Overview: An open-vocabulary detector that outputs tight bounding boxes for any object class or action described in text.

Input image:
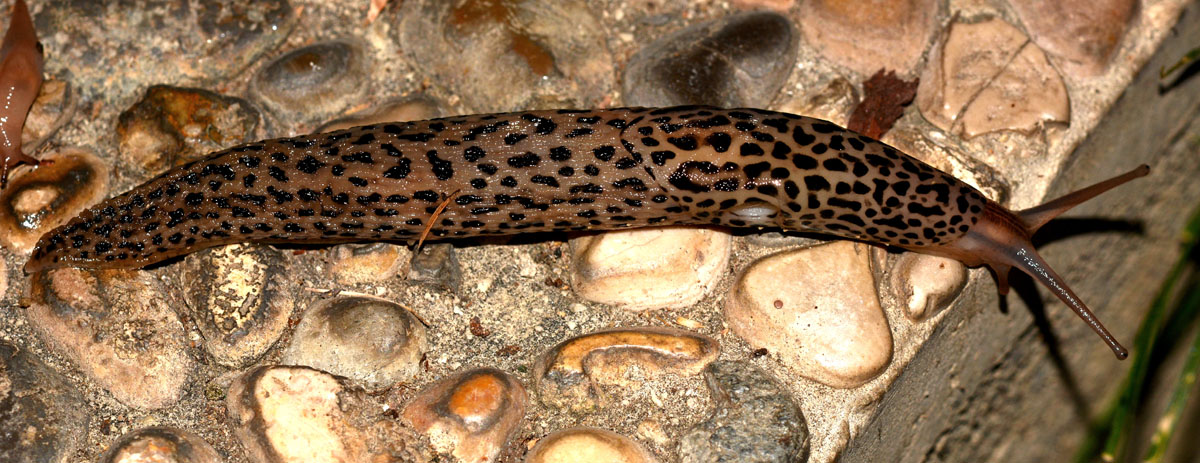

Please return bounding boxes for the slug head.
[912,165,1150,360]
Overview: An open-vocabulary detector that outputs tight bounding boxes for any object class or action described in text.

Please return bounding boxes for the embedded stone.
[26,268,193,409]
[533,327,719,411]
[99,427,221,463]
[329,242,412,285]
[402,368,526,463]
[409,243,463,289]
[251,40,369,124]
[0,340,89,463]
[22,77,76,153]
[725,241,892,388]
[282,296,428,390]
[527,427,659,463]
[959,44,1071,138]
[623,11,797,107]
[117,85,262,174]
[317,97,446,132]
[1009,0,1135,76]
[917,18,1069,138]
[398,0,612,110]
[799,0,940,76]
[678,361,809,463]
[228,366,370,463]
[0,149,110,252]
[179,244,294,367]
[570,227,731,311]
[889,252,967,321]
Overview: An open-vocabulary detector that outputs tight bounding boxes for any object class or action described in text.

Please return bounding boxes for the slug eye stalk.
[917,164,1150,360]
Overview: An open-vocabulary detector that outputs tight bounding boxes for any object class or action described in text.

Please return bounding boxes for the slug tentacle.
[1016,164,1150,232]
[915,166,1150,359]
[23,106,1148,358]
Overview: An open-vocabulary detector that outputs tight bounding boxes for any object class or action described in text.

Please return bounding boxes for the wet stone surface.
[1009,0,1136,77]
[402,367,527,463]
[534,327,719,412]
[623,11,797,107]
[570,227,731,311]
[0,148,109,253]
[282,296,428,390]
[179,243,294,367]
[328,242,411,285]
[0,340,89,463]
[228,365,433,463]
[799,0,940,76]
[678,361,809,463]
[726,241,893,388]
[117,85,263,176]
[527,427,660,463]
[99,427,222,463]
[888,252,967,321]
[251,40,369,126]
[397,0,614,111]
[26,268,193,409]
[409,242,463,289]
[916,17,1070,139]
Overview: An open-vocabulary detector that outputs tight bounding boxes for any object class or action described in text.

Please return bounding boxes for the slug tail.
[1017,164,1149,233]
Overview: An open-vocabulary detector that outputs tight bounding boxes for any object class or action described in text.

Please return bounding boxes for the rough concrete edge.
[842,1,1200,462]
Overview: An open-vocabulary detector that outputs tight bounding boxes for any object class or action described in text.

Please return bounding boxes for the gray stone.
[623,11,797,107]
[678,361,808,463]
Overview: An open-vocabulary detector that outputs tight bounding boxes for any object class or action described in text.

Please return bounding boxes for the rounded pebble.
[99,427,221,463]
[402,367,527,463]
[317,96,446,133]
[117,85,262,175]
[329,242,412,285]
[534,327,719,412]
[179,244,294,367]
[282,296,428,390]
[26,268,193,409]
[23,77,76,152]
[570,227,730,311]
[0,340,89,462]
[228,366,371,462]
[409,242,462,289]
[888,252,967,321]
[398,0,613,110]
[527,427,659,463]
[725,241,892,388]
[917,17,1069,138]
[1009,0,1135,76]
[799,0,939,76]
[678,361,809,463]
[0,148,110,253]
[251,40,369,124]
[623,11,797,107]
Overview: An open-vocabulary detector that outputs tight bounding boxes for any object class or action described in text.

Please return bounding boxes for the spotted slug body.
[26,106,1148,358]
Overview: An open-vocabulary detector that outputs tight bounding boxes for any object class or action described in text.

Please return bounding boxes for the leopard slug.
[0,0,45,187]
[25,106,1148,359]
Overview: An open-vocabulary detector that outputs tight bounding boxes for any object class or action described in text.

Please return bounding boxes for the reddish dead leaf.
[847,69,918,139]
[469,316,492,337]
[366,0,389,24]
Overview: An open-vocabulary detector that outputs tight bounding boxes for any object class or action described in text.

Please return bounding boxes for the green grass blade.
[1141,287,1200,463]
